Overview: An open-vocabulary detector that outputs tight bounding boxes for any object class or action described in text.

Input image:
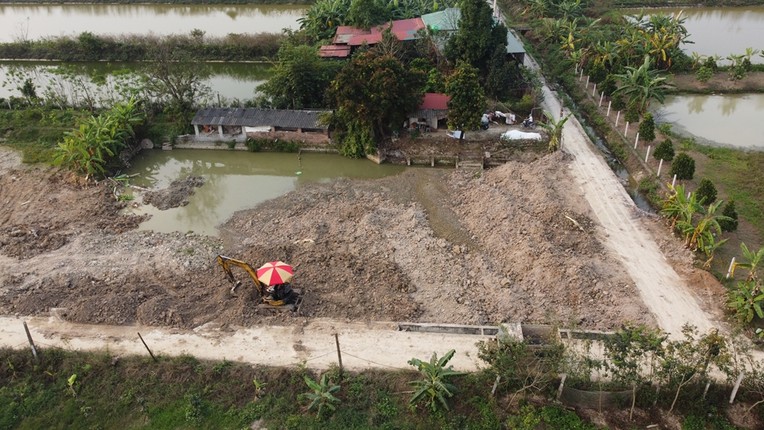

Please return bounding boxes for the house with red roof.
[319,18,426,58]
[407,92,450,132]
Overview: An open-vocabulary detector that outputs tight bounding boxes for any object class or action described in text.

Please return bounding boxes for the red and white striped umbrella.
[256,261,294,286]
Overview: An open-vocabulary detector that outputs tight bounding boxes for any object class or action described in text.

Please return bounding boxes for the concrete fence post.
[592,83,597,96]
[585,75,590,87]
[645,146,651,163]
[634,133,639,149]
[727,257,736,279]
[672,174,677,187]
[615,111,620,127]
[599,92,604,107]
[624,121,629,136]
[657,159,663,176]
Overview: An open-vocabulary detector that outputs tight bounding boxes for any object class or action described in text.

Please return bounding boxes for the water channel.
[0,61,271,102]
[636,6,764,64]
[0,4,306,42]
[126,150,405,236]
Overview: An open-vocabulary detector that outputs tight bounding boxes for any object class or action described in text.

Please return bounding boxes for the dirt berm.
[0,146,653,330]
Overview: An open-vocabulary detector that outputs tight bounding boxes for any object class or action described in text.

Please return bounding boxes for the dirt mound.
[0,146,652,331]
[142,175,206,209]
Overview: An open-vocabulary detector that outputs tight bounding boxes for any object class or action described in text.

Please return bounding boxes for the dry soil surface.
[0,143,656,332]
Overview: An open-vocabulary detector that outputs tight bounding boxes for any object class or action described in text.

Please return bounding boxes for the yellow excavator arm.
[215,254,300,309]
[216,254,266,296]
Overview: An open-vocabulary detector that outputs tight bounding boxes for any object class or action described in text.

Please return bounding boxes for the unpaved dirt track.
[526,55,717,338]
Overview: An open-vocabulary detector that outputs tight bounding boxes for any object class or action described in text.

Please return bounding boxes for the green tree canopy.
[347,0,390,29]
[445,0,507,77]
[638,112,656,142]
[260,43,341,109]
[328,51,425,156]
[695,178,717,205]
[446,61,485,132]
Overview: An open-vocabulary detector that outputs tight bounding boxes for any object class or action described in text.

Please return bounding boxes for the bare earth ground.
[0,142,655,331]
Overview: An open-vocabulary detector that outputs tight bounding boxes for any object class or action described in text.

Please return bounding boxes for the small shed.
[505,30,526,64]
[191,108,330,140]
[407,93,450,132]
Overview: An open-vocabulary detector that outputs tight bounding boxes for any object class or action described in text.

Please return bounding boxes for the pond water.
[0,4,306,42]
[0,61,271,103]
[126,150,405,236]
[654,94,764,150]
[635,6,764,64]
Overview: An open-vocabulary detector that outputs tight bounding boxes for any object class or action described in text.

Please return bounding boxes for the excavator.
[216,254,301,311]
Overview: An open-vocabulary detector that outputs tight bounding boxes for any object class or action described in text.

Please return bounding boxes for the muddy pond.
[126,149,405,236]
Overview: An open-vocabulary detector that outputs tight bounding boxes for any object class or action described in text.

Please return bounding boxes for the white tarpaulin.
[501,130,542,141]
[244,126,271,133]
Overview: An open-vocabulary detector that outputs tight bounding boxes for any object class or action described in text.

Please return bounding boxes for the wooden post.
[645,146,651,163]
[334,333,343,378]
[23,321,38,361]
[657,159,664,176]
[727,257,736,279]
[606,100,612,117]
[634,133,640,149]
[615,111,620,127]
[137,332,158,362]
[730,371,745,403]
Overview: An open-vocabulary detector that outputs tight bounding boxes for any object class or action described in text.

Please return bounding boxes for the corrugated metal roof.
[191,108,330,129]
[505,30,525,54]
[419,93,450,111]
[421,8,461,32]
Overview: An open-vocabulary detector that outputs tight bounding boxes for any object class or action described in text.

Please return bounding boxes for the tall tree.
[446,61,485,134]
[445,0,507,77]
[260,43,340,109]
[328,51,425,156]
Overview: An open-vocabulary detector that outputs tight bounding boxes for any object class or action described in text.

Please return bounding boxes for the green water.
[126,149,405,236]
[0,61,272,102]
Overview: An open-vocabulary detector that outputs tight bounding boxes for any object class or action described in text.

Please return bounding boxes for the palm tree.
[613,55,674,115]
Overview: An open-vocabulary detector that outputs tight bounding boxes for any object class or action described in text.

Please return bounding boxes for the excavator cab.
[216,255,301,311]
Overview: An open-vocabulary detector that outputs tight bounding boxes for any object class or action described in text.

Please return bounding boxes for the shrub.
[719,200,739,232]
[653,139,675,161]
[670,153,695,180]
[695,179,717,204]
[625,103,640,123]
[638,113,656,143]
[695,66,713,83]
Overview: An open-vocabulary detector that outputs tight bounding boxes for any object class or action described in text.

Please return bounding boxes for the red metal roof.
[332,18,426,47]
[419,93,450,111]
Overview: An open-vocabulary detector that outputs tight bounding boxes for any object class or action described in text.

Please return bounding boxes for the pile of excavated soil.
[142,175,205,210]
[0,146,653,330]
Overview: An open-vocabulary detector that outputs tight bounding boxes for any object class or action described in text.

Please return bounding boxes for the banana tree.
[685,200,729,251]
[613,55,674,115]
[540,112,571,152]
[734,243,764,282]
[408,349,464,412]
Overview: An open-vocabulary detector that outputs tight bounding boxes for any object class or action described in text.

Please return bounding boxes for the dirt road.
[526,56,717,338]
